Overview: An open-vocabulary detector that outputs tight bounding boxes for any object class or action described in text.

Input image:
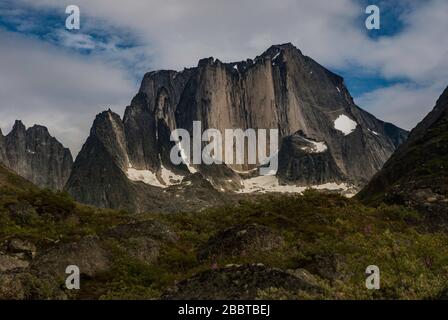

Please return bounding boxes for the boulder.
[198,223,285,261]
[32,236,111,279]
[163,264,324,300]
[0,254,29,272]
[104,220,178,265]
[8,238,37,259]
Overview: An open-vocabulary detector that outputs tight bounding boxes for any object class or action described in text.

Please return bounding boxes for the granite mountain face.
[358,86,448,223]
[65,43,407,212]
[0,121,73,190]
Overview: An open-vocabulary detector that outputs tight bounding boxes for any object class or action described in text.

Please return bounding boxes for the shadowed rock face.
[0,121,73,190]
[278,131,345,185]
[65,110,231,213]
[66,43,407,212]
[358,86,448,224]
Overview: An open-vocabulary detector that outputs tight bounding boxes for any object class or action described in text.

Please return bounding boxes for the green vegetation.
[1,175,448,299]
[0,187,130,247]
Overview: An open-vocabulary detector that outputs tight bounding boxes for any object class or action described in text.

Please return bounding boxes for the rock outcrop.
[32,236,112,279]
[358,86,448,223]
[0,121,73,190]
[162,264,324,300]
[104,220,178,265]
[278,131,345,185]
[66,43,407,212]
[197,224,285,261]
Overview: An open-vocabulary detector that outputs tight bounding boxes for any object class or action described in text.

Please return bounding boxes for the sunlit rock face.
[66,43,408,212]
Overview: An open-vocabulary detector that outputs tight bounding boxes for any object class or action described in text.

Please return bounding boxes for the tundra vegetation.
[1,163,447,300]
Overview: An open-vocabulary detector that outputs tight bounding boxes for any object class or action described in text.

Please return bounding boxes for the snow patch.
[336,87,341,93]
[127,168,165,188]
[300,138,328,153]
[272,51,281,60]
[334,115,357,136]
[368,129,379,136]
[232,167,259,174]
[177,142,197,173]
[160,165,184,186]
[237,176,350,194]
[26,149,35,155]
[127,165,185,188]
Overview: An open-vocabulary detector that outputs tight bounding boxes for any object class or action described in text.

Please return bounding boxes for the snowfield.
[237,175,352,195]
[334,115,358,135]
[127,165,184,188]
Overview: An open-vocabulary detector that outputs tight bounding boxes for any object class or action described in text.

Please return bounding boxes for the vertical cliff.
[66,43,408,212]
[0,121,73,190]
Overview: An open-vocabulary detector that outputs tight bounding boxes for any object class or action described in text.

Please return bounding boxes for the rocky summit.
[0,121,73,190]
[65,43,407,213]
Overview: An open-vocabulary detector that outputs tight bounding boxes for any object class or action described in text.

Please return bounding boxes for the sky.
[0,0,447,156]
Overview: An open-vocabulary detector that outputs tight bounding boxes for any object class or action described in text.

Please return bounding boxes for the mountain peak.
[90,110,124,139]
[1,120,73,190]
[28,124,50,135]
[258,43,302,59]
[93,109,121,123]
[268,42,299,52]
[11,120,26,134]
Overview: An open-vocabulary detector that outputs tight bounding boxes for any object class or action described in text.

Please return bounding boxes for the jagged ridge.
[66,43,408,212]
[0,121,73,190]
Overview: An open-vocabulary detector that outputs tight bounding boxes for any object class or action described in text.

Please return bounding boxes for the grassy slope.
[2,173,448,299]
[140,193,448,300]
[0,164,130,248]
[0,163,36,191]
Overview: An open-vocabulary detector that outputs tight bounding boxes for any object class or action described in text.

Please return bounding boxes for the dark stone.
[162,264,324,300]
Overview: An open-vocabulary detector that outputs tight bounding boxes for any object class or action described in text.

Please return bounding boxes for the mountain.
[0,121,73,190]
[66,43,407,212]
[64,110,236,213]
[358,86,448,222]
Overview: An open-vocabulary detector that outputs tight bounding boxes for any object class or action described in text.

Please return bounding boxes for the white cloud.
[355,83,444,130]
[359,0,448,83]
[55,31,97,50]
[1,0,447,156]
[17,0,447,79]
[0,30,135,156]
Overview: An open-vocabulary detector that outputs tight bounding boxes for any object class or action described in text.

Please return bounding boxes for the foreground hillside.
[1,171,448,299]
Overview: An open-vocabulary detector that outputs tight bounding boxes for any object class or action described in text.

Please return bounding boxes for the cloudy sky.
[0,0,447,156]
